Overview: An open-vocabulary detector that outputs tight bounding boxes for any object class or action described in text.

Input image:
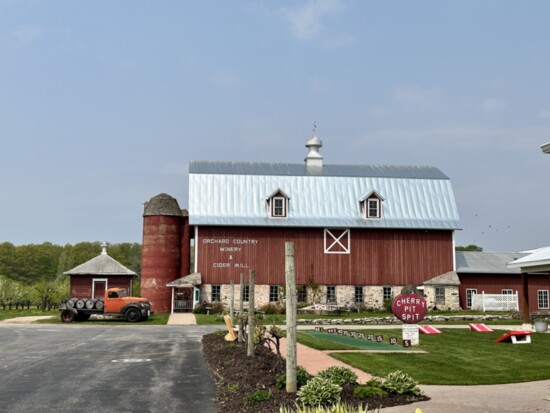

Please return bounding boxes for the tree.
[455,244,483,252]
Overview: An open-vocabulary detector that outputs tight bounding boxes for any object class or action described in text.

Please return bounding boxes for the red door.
[94,281,106,299]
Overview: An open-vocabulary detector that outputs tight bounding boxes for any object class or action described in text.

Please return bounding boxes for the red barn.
[64,243,137,299]
[142,134,462,312]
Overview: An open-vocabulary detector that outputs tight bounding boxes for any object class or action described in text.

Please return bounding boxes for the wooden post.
[229,280,234,325]
[521,272,530,324]
[238,273,244,342]
[285,242,297,393]
[247,270,255,357]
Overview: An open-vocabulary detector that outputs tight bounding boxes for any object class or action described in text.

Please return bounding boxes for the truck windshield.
[119,289,128,297]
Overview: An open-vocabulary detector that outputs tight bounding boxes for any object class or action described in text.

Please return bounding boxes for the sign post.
[391,292,427,347]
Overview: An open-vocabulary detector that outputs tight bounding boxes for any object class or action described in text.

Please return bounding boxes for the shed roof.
[189,160,460,230]
[64,254,137,277]
[455,251,527,274]
[507,246,550,271]
[423,271,461,286]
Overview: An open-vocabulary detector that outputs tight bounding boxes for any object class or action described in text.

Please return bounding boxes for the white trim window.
[354,286,364,304]
[266,189,290,219]
[211,285,221,302]
[538,290,549,309]
[435,286,445,306]
[324,229,350,254]
[383,286,393,302]
[466,288,477,309]
[502,289,513,295]
[360,190,384,220]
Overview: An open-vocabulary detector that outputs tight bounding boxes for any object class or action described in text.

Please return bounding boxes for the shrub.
[192,303,207,314]
[245,389,272,404]
[296,377,342,407]
[353,385,387,398]
[316,366,358,386]
[275,366,312,389]
[381,370,422,396]
[383,299,393,312]
[260,303,285,314]
[209,301,225,314]
[280,402,379,413]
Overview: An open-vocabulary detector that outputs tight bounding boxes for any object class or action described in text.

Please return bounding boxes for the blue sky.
[1,0,549,252]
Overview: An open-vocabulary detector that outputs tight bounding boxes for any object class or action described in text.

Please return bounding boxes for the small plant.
[209,301,225,314]
[353,385,387,398]
[245,389,272,404]
[381,370,422,396]
[260,303,285,314]
[280,402,379,413]
[226,383,240,393]
[316,366,358,386]
[296,377,342,407]
[275,366,312,389]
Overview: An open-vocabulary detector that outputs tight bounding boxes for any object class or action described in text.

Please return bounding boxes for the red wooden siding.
[197,226,454,286]
[458,273,550,312]
[69,275,133,299]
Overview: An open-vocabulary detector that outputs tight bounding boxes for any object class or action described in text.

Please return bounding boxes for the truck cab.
[104,288,152,321]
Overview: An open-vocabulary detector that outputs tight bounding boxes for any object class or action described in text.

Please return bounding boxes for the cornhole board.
[469,323,493,332]
[495,330,532,344]
[418,325,442,334]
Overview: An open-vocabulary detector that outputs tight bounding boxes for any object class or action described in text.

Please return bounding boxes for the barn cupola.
[305,132,323,171]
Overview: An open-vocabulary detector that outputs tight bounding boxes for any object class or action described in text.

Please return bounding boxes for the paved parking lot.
[0,324,220,413]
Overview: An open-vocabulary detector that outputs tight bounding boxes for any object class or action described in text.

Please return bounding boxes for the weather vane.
[312,121,317,135]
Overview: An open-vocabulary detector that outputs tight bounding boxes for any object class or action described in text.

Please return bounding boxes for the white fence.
[472,291,519,312]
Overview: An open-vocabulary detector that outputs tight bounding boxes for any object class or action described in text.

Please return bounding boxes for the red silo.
[141,193,184,313]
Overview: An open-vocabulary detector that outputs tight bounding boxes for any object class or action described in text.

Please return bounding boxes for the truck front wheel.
[125,308,142,323]
[61,309,76,323]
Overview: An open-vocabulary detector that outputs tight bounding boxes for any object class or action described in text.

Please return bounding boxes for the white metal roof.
[64,254,136,276]
[189,161,460,230]
[507,246,550,271]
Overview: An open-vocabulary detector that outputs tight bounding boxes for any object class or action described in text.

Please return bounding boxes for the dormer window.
[360,190,384,219]
[272,196,286,217]
[266,189,290,219]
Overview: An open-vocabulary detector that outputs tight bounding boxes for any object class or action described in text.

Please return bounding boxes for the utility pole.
[285,242,297,392]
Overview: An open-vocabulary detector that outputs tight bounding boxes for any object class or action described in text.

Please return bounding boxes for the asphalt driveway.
[0,323,220,413]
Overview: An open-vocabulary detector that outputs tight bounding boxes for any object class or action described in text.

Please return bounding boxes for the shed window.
[435,287,445,305]
[538,290,549,309]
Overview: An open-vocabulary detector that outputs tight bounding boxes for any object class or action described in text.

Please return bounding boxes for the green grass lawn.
[36,312,170,325]
[0,309,57,321]
[312,329,550,385]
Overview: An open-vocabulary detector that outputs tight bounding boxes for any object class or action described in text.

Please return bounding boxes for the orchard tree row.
[0,241,141,311]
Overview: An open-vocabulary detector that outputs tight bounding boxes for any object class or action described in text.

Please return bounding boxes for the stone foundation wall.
[200,284,460,311]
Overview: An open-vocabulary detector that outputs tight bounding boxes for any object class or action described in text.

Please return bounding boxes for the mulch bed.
[202,332,429,413]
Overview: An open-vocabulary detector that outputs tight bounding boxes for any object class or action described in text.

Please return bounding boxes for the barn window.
[266,189,290,219]
[324,229,350,254]
[360,191,384,219]
[242,285,250,303]
[538,290,549,309]
[502,289,513,295]
[466,288,477,308]
[297,285,307,303]
[327,286,336,303]
[211,285,221,302]
[354,286,364,304]
[435,287,445,305]
[383,286,393,302]
[269,285,279,302]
